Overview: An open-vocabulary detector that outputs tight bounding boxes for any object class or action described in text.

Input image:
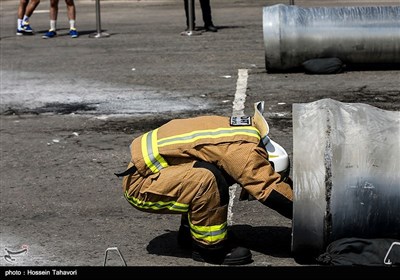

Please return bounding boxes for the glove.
[239,188,256,201]
[281,176,293,190]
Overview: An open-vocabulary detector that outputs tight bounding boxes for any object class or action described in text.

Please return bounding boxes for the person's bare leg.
[18,0,40,34]
[65,0,76,21]
[42,0,58,38]
[17,0,28,20]
[50,0,59,21]
[17,0,28,33]
[25,0,40,17]
[65,0,78,37]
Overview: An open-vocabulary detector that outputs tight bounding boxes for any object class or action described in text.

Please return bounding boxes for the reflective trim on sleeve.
[124,191,188,212]
[141,129,169,173]
[157,127,261,148]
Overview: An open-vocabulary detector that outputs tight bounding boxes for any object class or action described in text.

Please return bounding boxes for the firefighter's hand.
[239,188,249,201]
[283,176,293,190]
[239,188,256,201]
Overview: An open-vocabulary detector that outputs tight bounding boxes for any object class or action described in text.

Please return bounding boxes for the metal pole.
[289,0,295,5]
[180,0,202,36]
[188,0,194,31]
[89,0,110,38]
[95,0,101,34]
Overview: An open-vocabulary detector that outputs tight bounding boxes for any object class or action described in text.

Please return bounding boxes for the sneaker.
[205,24,218,32]
[42,30,57,39]
[21,22,34,33]
[192,242,252,265]
[69,28,79,38]
[16,28,25,36]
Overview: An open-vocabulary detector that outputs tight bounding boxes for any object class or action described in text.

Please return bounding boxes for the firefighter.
[117,101,293,265]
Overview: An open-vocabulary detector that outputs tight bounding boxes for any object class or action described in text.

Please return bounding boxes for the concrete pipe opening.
[263,4,400,71]
[292,99,400,257]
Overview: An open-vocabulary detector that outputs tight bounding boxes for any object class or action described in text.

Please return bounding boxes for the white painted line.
[227,69,248,226]
[33,10,50,14]
[231,69,248,117]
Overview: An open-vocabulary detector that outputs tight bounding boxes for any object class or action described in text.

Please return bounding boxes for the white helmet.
[264,136,290,175]
[253,101,290,175]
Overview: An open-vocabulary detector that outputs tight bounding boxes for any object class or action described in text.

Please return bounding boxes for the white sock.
[50,20,56,31]
[18,19,23,29]
[22,15,29,24]
[69,20,76,30]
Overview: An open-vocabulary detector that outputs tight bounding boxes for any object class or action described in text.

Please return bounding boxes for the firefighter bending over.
[117,101,293,265]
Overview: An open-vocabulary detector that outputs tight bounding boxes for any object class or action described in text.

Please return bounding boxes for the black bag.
[316,238,400,266]
[302,57,345,74]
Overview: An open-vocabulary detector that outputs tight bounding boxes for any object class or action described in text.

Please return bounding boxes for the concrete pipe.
[292,99,400,256]
[263,4,400,71]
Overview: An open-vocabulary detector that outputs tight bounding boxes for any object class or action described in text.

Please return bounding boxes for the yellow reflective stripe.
[157,127,260,148]
[189,219,228,243]
[124,191,188,212]
[141,129,169,173]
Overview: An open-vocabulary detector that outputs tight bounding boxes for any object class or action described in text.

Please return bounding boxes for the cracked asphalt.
[1,0,399,274]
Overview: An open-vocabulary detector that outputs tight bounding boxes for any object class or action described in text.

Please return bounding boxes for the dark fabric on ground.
[316,238,400,266]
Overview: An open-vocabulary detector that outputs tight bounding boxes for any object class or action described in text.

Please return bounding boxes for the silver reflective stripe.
[146,130,164,171]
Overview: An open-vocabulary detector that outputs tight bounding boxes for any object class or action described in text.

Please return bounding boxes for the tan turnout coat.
[122,115,292,246]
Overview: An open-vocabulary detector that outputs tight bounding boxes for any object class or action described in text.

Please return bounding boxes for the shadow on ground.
[146,225,299,260]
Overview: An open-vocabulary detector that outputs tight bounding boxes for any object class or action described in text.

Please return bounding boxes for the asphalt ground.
[0,0,399,275]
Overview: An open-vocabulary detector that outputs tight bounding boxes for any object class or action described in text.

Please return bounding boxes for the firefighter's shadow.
[146,229,192,259]
[146,225,292,259]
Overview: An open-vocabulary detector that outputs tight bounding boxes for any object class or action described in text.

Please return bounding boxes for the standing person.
[17,0,40,35]
[184,0,217,32]
[42,0,78,39]
[116,102,293,265]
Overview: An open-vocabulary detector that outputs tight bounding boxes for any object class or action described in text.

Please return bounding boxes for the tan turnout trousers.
[122,116,293,247]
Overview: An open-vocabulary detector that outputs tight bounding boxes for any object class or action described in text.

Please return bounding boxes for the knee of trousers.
[193,161,230,206]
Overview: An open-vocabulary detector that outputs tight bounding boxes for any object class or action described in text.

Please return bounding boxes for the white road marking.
[33,10,50,14]
[228,69,248,226]
[231,69,248,117]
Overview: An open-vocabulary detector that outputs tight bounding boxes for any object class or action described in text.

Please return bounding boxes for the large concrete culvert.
[292,99,400,256]
[263,4,400,71]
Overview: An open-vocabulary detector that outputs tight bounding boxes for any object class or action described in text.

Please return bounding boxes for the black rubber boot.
[192,241,252,265]
[177,223,192,249]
